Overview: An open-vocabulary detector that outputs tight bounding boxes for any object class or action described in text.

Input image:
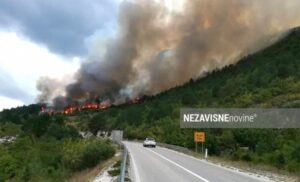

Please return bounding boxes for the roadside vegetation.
[0,114,115,182]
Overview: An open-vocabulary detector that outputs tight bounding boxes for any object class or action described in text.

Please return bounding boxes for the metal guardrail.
[157,142,192,155]
[118,144,128,182]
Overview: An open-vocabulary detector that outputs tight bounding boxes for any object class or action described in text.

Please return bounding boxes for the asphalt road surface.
[124,141,272,182]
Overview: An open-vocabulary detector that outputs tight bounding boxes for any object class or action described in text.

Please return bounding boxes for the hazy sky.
[0,0,121,110]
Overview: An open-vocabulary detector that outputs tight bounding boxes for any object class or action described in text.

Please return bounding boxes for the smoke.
[37,0,300,108]
[36,77,66,103]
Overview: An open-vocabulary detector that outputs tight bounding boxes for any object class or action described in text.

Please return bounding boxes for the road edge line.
[146,148,210,182]
[124,142,141,182]
[158,146,273,182]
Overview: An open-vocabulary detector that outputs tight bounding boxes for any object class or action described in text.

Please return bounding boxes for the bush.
[0,136,115,181]
[45,123,80,140]
[0,148,18,181]
[274,152,286,169]
[0,122,21,137]
[286,161,300,173]
[62,139,115,171]
[231,149,253,162]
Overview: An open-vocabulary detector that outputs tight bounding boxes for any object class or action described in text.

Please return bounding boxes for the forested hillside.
[81,28,300,173]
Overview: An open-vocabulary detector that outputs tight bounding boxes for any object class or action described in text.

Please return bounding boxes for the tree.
[88,114,108,135]
[182,90,198,106]
[0,147,18,181]
[22,115,51,138]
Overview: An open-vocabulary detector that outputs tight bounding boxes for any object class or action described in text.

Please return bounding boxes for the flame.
[44,97,140,115]
[80,103,111,110]
[64,106,76,114]
[81,103,99,109]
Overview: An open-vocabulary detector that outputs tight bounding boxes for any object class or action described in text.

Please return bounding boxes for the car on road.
[143,138,156,147]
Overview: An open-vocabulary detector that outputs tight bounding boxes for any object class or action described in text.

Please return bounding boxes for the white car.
[143,138,156,148]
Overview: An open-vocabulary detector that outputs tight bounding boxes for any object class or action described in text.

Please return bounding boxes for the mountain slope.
[81,27,300,173]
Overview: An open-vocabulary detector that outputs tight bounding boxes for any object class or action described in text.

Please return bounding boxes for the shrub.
[0,148,18,181]
[62,139,115,171]
[286,161,300,173]
[231,149,253,162]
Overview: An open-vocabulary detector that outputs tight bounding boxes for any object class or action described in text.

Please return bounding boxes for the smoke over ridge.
[37,0,300,109]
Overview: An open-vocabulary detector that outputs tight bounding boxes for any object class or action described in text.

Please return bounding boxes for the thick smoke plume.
[37,0,300,109]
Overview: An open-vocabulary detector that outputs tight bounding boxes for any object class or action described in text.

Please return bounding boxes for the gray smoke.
[37,0,300,109]
[36,77,66,103]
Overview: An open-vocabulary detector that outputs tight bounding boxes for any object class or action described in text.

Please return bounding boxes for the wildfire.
[81,103,99,109]
[62,103,112,114]
[81,103,111,110]
[64,107,76,114]
[41,97,142,115]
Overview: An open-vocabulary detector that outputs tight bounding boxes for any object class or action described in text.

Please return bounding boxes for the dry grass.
[67,155,121,182]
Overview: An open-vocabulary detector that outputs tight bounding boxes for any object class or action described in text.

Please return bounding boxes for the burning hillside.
[62,102,111,114]
[40,97,141,114]
[37,0,300,109]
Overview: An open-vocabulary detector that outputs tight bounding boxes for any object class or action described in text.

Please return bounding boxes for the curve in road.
[124,141,272,182]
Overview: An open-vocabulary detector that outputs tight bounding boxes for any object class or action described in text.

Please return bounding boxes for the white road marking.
[127,147,141,182]
[158,147,272,182]
[146,148,210,182]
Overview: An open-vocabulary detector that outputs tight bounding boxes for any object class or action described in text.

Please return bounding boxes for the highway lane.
[124,141,272,182]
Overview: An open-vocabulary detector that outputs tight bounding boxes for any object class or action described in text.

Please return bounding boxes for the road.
[124,141,272,182]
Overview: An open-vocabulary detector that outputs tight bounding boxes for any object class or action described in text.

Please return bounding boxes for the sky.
[0,0,121,111]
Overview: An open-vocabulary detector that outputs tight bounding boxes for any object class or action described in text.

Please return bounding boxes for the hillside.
[1,27,300,175]
[77,27,300,173]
